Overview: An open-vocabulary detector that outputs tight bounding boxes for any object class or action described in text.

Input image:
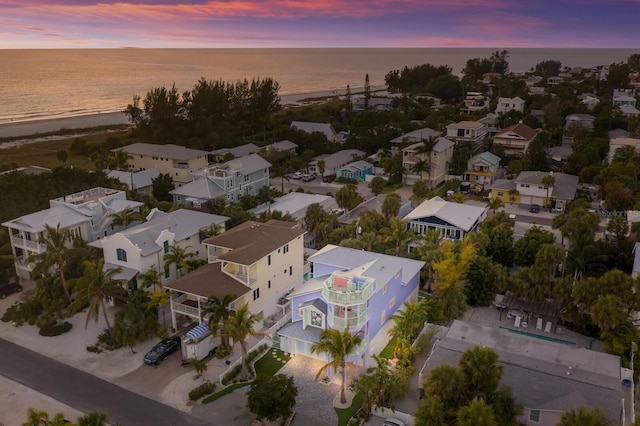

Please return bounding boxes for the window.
[268,280,271,289]
[253,288,260,300]
[283,244,289,254]
[289,266,292,276]
[163,241,169,254]
[529,410,540,423]
[382,284,387,294]
[116,248,127,262]
[268,255,271,265]
[388,297,396,309]
[497,192,504,197]
[381,311,386,324]
[244,174,250,183]
[165,268,170,279]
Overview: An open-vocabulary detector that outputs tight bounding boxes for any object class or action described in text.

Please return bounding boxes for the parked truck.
[181,324,217,364]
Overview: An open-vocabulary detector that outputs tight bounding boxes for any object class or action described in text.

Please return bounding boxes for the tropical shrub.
[188,380,217,401]
[39,321,72,336]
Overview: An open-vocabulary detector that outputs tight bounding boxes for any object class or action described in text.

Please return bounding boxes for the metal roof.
[404,196,487,232]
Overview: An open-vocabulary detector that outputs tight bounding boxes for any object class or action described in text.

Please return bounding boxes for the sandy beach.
[0,86,384,141]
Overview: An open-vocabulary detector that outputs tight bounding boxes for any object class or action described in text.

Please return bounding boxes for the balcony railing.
[14,257,35,271]
[328,309,369,330]
[10,235,45,252]
[171,293,200,318]
[322,279,374,305]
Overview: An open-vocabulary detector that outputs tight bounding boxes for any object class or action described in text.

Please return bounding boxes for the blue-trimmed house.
[404,196,487,242]
[277,245,424,378]
[339,160,374,182]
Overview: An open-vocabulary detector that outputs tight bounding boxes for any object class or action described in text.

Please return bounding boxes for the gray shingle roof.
[516,171,579,200]
[116,143,208,161]
[225,153,271,175]
[301,298,328,315]
[424,321,622,424]
[390,128,440,144]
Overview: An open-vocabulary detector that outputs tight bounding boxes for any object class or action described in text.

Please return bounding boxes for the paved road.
[0,338,213,426]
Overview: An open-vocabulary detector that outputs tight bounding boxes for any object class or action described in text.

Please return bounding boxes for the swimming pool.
[500,327,576,346]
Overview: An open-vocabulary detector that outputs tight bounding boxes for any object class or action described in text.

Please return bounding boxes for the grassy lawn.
[254,348,291,376]
[202,348,291,404]
[379,337,397,359]
[0,128,131,170]
[335,392,363,426]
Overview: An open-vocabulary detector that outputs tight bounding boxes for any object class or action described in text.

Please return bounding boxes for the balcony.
[328,308,369,330]
[322,275,374,306]
[10,235,45,252]
[171,293,201,319]
[222,262,257,286]
[14,257,36,271]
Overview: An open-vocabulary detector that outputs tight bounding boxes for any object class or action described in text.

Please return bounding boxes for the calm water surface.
[0,48,637,124]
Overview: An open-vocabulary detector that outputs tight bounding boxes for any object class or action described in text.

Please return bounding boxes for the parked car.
[144,336,181,365]
[0,281,22,299]
[302,173,315,182]
[382,419,405,426]
[529,204,540,213]
[292,171,303,179]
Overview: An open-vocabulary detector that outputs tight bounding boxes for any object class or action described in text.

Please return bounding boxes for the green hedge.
[39,321,72,337]
[189,380,217,401]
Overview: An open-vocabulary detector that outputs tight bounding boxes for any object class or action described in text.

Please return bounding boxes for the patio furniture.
[544,321,552,333]
[536,318,543,330]
[522,321,528,329]
[514,316,521,328]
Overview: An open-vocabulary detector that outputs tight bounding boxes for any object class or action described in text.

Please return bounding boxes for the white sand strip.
[0,112,131,139]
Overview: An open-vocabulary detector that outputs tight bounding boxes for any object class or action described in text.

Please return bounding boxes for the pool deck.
[463,306,606,353]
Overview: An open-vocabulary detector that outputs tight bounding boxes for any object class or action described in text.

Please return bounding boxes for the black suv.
[0,281,22,299]
[143,336,181,365]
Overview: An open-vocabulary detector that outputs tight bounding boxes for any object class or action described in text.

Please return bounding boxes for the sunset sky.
[1,0,639,49]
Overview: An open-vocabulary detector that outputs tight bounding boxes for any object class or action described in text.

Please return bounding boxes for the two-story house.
[445,121,487,151]
[403,196,487,242]
[564,114,595,132]
[490,171,579,211]
[2,187,142,281]
[492,122,537,156]
[495,97,526,115]
[261,140,298,157]
[278,245,425,374]
[169,154,271,207]
[92,208,229,290]
[389,128,440,155]
[402,137,454,187]
[115,143,208,186]
[165,220,306,331]
[464,151,501,186]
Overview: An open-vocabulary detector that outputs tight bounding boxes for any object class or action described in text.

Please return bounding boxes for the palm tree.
[163,244,197,278]
[76,411,110,426]
[411,159,430,181]
[381,217,413,256]
[457,400,498,426]
[148,288,171,330]
[110,208,145,229]
[410,229,442,289]
[137,266,161,291]
[202,222,224,239]
[271,163,290,193]
[381,193,402,220]
[417,135,438,189]
[458,346,503,400]
[557,407,609,426]
[541,174,556,209]
[590,294,627,332]
[22,408,68,426]
[31,224,73,302]
[318,159,326,182]
[201,293,236,346]
[487,198,504,214]
[423,363,468,410]
[69,259,125,334]
[222,304,259,380]
[311,327,363,404]
[507,188,519,205]
[108,149,132,171]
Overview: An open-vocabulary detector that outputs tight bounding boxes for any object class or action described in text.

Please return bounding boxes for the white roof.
[311,149,364,170]
[251,192,335,221]
[263,140,298,152]
[404,196,487,232]
[308,244,425,286]
[390,128,439,144]
[108,168,160,190]
[100,209,229,256]
[3,205,89,233]
[169,176,226,199]
[115,143,208,161]
[403,137,454,154]
[290,121,336,139]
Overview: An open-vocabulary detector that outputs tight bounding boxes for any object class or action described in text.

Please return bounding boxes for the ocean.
[0,48,637,125]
